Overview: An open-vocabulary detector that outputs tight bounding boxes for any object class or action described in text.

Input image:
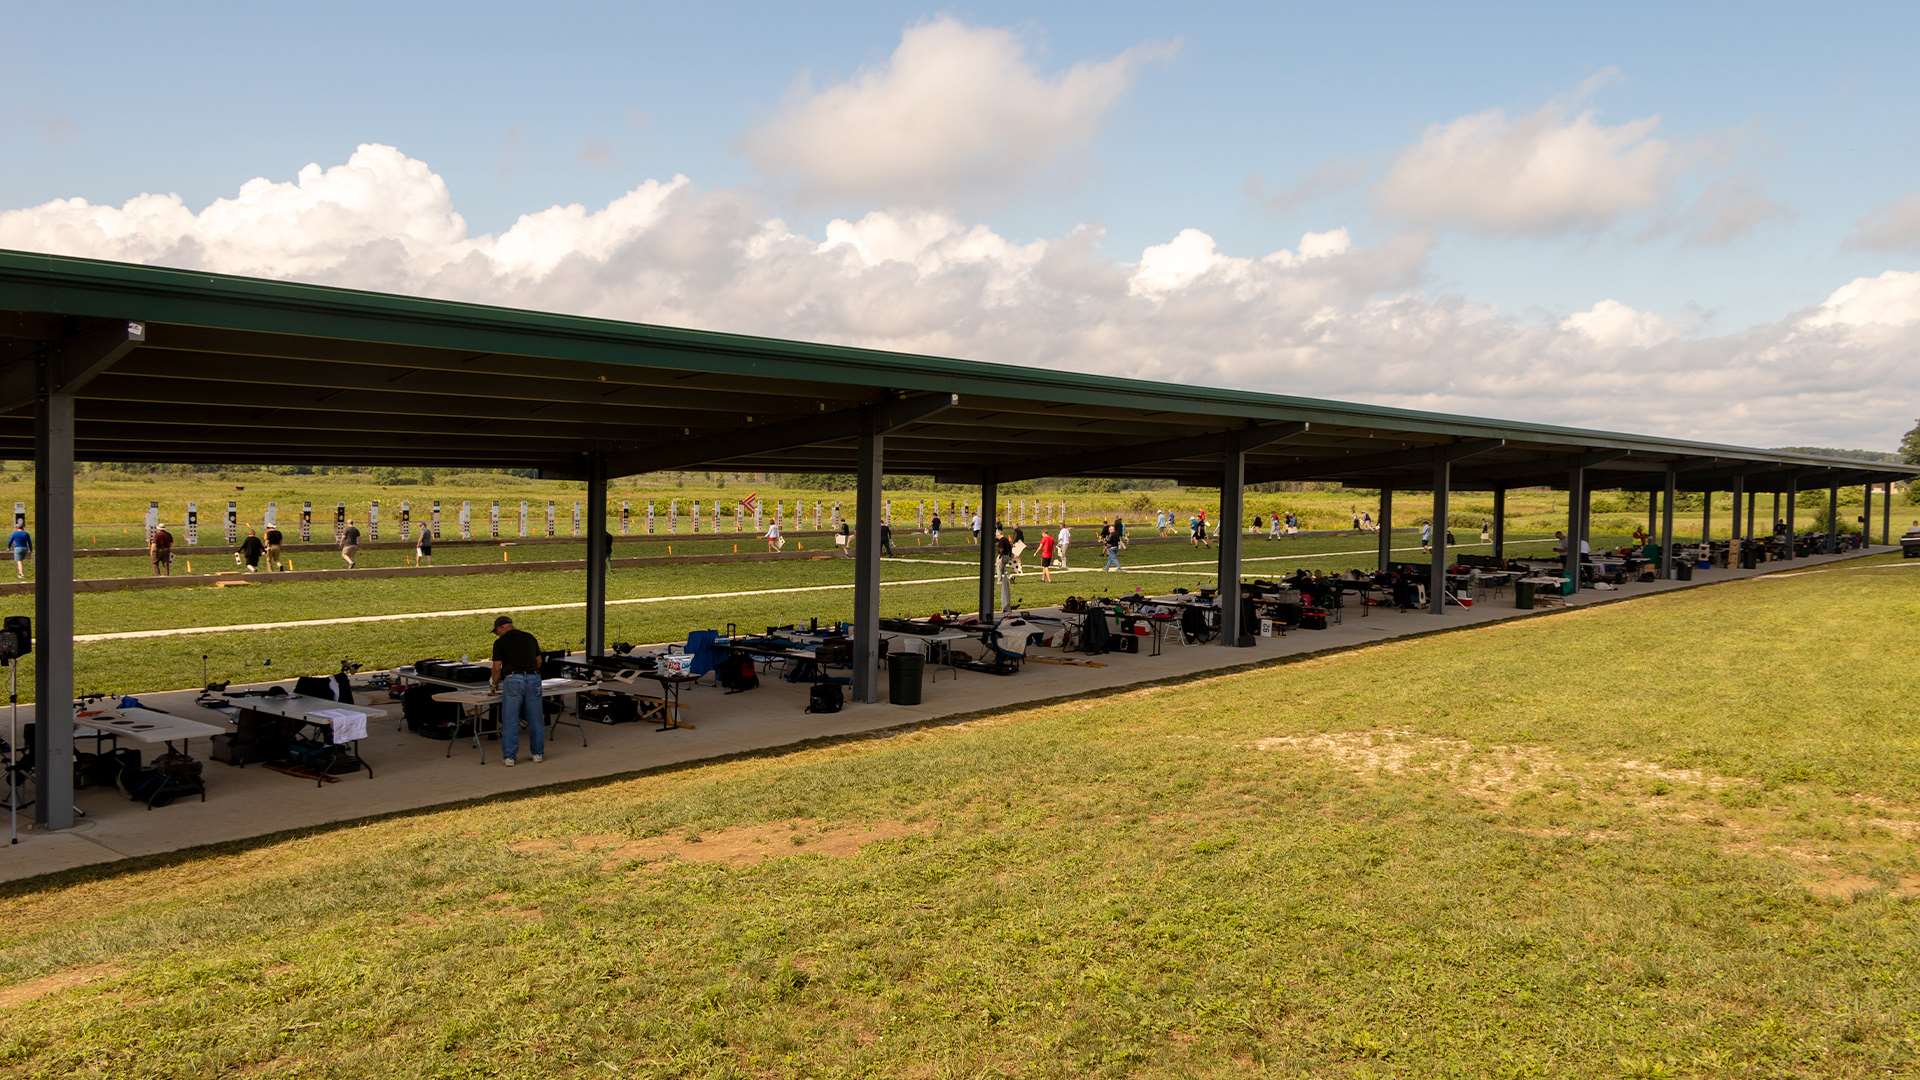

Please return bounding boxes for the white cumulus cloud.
[2,145,1916,450]
[1376,82,1671,234]
[742,17,1175,204]
[1560,299,1681,348]
[1847,193,1920,253]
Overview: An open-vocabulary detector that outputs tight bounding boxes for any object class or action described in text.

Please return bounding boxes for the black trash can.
[1675,562,1693,581]
[1514,579,1536,609]
[887,651,925,706]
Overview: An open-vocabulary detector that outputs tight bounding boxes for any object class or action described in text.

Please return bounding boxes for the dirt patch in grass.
[1252,729,1562,807]
[510,819,926,871]
[0,964,122,1010]
[1808,874,1881,901]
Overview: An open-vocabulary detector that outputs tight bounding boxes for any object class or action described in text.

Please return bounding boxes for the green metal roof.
[0,248,1910,492]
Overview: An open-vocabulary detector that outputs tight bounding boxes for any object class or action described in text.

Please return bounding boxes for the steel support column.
[1783,479,1797,560]
[1862,483,1872,549]
[850,430,884,704]
[1825,486,1838,554]
[977,472,998,621]
[1702,489,1712,554]
[1430,460,1450,615]
[1646,491,1657,540]
[1659,467,1676,579]
[1746,490,1756,543]
[1730,475,1745,555]
[1491,487,1506,560]
[1218,445,1248,645]
[583,452,608,658]
[1884,482,1893,545]
[1579,485,1593,549]
[32,382,75,829]
[1377,488,1393,572]
[1565,466,1585,592]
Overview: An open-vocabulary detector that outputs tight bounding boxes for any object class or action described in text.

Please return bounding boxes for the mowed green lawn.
[23,530,1563,699]
[2,555,1916,1077]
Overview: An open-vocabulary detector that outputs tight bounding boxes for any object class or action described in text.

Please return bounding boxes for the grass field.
[1,465,1894,550]
[1,554,1915,1076]
[13,529,1574,700]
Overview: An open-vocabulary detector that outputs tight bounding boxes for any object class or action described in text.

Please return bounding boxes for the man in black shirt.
[237,528,264,573]
[264,524,284,571]
[341,519,362,569]
[489,615,545,766]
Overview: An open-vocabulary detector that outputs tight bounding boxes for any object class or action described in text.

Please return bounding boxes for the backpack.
[805,683,844,714]
[718,653,759,693]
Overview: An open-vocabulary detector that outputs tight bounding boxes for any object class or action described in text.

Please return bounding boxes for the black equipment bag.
[577,691,639,725]
[1300,608,1329,630]
[402,684,471,740]
[285,737,363,775]
[717,653,760,693]
[805,683,844,714]
[1079,607,1112,653]
[76,747,140,789]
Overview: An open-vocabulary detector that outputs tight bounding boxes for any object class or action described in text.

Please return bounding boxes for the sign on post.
[692,501,701,534]
[431,500,442,539]
[333,503,346,543]
[545,500,555,538]
[460,501,472,540]
[369,500,379,542]
[571,502,580,536]
[517,500,528,538]
[146,501,159,541]
[225,501,237,545]
[300,502,312,543]
[186,502,199,546]
[400,500,411,541]
[489,501,499,539]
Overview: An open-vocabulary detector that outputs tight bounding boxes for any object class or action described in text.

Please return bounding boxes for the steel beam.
[32,373,75,829]
[1784,478,1796,560]
[0,319,144,413]
[1378,488,1394,572]
[584,452,608,658]
[1491,487,1506,560]
[1244,437,1501,486]
[1430,459,1450,614]
[978,472,998,621]
[851,430,884,704]
[1218,445,1248,645]
[1660,467,1676,579]
[603,392,955,478]
[991,421,1307,485]
[1566,466,1585,592]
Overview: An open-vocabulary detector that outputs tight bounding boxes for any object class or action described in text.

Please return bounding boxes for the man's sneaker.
[531,754,544,763]
[502,758,516,767]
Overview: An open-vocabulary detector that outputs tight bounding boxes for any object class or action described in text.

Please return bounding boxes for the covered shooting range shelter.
[3,249,1913,828]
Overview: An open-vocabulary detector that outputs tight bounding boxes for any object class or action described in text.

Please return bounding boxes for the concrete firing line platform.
[0,546,1892,886]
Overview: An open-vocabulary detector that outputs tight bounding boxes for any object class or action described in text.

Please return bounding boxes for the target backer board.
[186,502,199,546]
[300,502,312,542]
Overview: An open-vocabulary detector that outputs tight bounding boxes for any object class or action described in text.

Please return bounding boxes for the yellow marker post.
[732,543,738,553]
[184,559,193,573]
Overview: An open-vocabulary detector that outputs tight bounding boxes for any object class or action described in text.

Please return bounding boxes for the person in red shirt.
[1037,529,1058,582]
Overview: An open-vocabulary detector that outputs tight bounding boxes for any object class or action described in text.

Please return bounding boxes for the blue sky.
[4,3,1917,446]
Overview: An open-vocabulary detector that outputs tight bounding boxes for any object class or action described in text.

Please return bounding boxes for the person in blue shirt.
[6,525,29,580]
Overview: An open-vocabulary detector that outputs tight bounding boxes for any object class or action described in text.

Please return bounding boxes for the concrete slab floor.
[0,546,1894,885]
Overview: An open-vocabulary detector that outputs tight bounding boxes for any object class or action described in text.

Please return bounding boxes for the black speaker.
[0,615,28,660]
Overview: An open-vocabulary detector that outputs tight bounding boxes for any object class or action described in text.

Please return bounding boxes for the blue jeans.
[498,672,545,761]
[1105,546,1120,570]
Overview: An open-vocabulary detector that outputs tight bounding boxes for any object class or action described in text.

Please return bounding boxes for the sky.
[3,2,1918,450]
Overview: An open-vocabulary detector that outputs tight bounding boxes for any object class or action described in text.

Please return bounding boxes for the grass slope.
[1,555,1916,1076]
